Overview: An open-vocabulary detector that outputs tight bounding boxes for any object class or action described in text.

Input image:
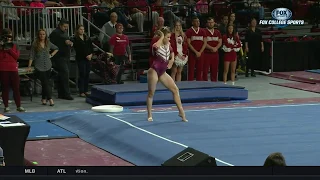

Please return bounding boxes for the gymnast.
[147,27,187,122]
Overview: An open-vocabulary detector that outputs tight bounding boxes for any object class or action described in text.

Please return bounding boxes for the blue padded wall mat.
[91,81,244,94]
[306,69,320,74]
[27,121,78,140]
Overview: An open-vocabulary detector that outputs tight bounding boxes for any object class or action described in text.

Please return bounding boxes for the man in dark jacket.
[49,19,73,100]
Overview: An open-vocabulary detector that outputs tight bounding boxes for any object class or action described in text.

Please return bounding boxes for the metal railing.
[1,5,83,45]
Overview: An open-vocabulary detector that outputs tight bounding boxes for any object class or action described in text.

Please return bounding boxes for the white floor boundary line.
[106,114,234,166]
[111,103,320,116]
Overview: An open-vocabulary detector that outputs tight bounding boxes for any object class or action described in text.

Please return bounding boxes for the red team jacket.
[222,34,242,62]
[204,28,222,54]
[170,33,189,56]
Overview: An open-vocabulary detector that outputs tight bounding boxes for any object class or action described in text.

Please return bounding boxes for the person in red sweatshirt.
[109,23,132,84]
[222,24,242,85]
[204,17,222,82]
[185,16,207,81]
[0,29,25,113]
[170,21,188,82]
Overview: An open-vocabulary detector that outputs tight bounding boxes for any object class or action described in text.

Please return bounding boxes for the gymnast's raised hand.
[146,27,187,122]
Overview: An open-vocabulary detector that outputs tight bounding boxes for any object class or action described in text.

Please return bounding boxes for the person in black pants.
[49,19,74,100]
[244,18,264,77]
[27,29,59,106]
[218,15,229,81]
[72,24,94,97]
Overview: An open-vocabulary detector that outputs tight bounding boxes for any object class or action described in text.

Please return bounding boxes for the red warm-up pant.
[188,52,204,81]
[0,71,21,107]
[203,52,219,81]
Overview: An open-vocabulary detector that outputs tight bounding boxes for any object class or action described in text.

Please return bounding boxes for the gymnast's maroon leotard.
[150,43,173,76]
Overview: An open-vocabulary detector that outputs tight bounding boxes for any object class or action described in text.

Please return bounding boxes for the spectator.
[109,23,132,84]
[93,52,119,84]
[99,12,117,51]
[27,29,58,106]
[49,19,74,100]
[72,25,94,97]
[152,0,181,28]
[100,0,133,28]
[170,20,188,82]
[246,0,264,20]
[29,0,45,36]
[196,0,208,14]
[127,0,159,32]
[0,28,26,113]
[84,0,99,12]
[228,13,238,33]
[12,0,29,41]
[218,15,228,35]
[12,0,29,15]
[0,0,20,21]
[180,0,198,18]
[263,152,286,166]
[152,17,164,37]
[0,146,4,166]
[168,0,179,14]
[42,0,64,6]
[30,0,45,8]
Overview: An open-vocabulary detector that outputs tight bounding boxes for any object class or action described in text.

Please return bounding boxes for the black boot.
[245,69,249,77]
[251,70,256,77]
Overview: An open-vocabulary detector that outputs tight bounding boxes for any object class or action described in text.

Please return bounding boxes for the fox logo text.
[272,8,292,20]
[259,8,304,27]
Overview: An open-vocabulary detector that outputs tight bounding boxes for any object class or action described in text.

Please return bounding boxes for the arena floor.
[8,74,320,166]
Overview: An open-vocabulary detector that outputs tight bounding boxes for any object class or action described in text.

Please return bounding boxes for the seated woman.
[100,0,133,28]
[91,52,119,84]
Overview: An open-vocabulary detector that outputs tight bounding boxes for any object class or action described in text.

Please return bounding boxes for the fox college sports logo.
[259,8,304,28]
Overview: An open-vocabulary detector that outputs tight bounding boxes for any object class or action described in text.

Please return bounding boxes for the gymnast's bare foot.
[179,113,188,122]
[148,117,153,122]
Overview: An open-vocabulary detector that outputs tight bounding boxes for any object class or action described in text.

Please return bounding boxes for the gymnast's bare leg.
[147,69,187,122]
[159,72,187,122]
[147,68,158,121]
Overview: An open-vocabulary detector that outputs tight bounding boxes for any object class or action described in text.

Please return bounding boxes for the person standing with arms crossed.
[222,24,242,85]
[49,19,74,100]
[109,23,132,84]
[185,16,207,81]
[203,17,222,82]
